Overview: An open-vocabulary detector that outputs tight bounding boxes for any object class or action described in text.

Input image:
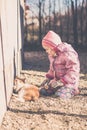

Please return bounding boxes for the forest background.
[24,0,87,51]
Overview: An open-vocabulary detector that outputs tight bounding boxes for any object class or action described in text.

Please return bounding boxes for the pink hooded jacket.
[42,31,80,90]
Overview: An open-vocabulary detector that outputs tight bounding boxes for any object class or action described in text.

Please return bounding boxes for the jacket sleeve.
[46,70,54,79]
[46,56,55,79]
[61,52,80,85]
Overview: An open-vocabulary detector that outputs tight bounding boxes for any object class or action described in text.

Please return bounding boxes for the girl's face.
[43,45,56,57]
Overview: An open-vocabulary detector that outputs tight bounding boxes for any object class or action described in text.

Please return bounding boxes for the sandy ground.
[1,51,87,130]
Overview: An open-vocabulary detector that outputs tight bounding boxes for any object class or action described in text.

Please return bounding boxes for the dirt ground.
[1,51,87,130]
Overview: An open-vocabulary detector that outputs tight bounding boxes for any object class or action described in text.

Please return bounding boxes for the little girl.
[40,30,80,99]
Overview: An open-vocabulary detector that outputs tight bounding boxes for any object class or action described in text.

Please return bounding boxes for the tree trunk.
[49,0,51,29]
[85,0,87,44]
[66,4,70,42]
[58,0,63,38]
[53,0,56,31]
[39,0,42,44]
[71,0,78,48]
[80,0,84,45]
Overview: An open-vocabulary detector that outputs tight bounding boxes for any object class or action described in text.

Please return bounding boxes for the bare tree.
[71,0,78,48]
[38,0,45,44]
[42,2,45,34]
[49,0,51,29]
[80,0,84,45]
[85,0,87,43]
[65,0,70,42]
[53,0,56,31]
[58,0,63,38]
[39,0,42,44]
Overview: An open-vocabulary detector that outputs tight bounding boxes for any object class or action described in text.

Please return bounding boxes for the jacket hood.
[42,31,62,50]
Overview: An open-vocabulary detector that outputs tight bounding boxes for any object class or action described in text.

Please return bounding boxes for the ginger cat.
[13,76,40,102]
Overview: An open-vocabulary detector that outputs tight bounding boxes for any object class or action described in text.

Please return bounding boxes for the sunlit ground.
[1,51,87,130]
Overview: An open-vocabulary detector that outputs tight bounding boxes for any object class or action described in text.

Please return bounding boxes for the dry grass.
[1,51,87,130]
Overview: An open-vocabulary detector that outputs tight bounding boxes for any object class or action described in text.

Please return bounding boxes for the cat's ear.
[22,78,26,83]
[15,76,26,83]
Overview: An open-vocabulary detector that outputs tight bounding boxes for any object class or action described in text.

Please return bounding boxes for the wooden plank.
[1,0,17,104]
[0,23,6,125]
[0,0,23,106]
[1,0,13,105]
[0,0,24,125]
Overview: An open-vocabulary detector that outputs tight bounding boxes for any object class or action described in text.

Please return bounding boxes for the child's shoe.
[55,86,79,99]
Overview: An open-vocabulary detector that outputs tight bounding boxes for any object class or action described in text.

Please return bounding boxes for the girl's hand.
[48,79,58,88]
[40,78,50,87]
